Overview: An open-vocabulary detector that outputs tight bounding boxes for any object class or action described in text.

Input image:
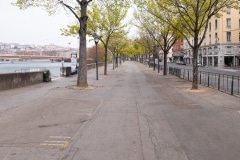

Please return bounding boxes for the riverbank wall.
[0,71,47,91]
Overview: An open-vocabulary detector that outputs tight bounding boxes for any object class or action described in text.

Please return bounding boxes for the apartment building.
[173,8,240,68]
[172,39,184,62]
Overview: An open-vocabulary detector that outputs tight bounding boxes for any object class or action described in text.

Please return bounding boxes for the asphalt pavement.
[0,61,240,160]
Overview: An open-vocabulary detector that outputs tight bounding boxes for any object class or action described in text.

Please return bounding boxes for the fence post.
[218,74,220,90]
[208,72,210,87]
[188,70,189,81]
[199,71,201,84]
[183,69,185,79]
[231,75,234,95]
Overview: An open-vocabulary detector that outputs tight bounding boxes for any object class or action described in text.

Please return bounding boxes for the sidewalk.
[0,61,240,160]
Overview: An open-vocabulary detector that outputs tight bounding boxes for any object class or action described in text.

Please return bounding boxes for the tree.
[108,31,128,69]
[133,6,180,75]
[133,31,156,67]
[121,39,144,60]
[14,0,92,87]
[87,44,103,63]
[137,0,240,90]
[87,0,130,75]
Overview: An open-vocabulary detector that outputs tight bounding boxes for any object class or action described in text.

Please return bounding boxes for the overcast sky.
[0,1,137,48]
[0,1,81,48]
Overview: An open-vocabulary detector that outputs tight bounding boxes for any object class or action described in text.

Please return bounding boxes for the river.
[0,60,71,77]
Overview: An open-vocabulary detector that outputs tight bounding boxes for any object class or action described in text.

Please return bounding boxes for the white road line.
[49,136,71,139]
[44,141,68,143]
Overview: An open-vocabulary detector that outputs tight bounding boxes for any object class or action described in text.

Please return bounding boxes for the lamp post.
[95,38,99,80]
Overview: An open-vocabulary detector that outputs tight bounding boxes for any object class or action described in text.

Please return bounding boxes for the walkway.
[0,61,240,160]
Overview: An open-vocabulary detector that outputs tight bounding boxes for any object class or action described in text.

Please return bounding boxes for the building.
[172,39,184,62]
[173,8,240,68]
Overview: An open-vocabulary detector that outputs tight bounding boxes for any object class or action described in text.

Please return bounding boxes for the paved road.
[0,61,240,160]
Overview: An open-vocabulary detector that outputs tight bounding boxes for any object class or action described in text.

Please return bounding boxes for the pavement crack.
[135,96,146,160]
[60,99,104,160]
[143,113,160,159]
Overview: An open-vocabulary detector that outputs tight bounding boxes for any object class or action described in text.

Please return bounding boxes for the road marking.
[44,140,68,143]
[40,141,69,148]
[40,136,70,148]
[78,109,94,112]
[49,136,71,139]
[75,109,94,117]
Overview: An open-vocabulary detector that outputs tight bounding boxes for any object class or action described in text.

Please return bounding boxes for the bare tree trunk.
[148,54,151,68]
[163,51,168,75]
[104,46,108,75]
[120,54,122,65]
[77,2,88,87]
[112,53,115,70]
[192,47,199,90]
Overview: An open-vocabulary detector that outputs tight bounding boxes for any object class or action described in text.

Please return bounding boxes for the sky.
[0,1,81,48]
[0,1,137,48]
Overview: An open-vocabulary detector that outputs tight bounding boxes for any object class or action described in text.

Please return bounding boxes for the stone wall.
[0,71,46,91]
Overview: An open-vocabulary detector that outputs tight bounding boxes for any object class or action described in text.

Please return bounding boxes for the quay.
[0,61,240,160]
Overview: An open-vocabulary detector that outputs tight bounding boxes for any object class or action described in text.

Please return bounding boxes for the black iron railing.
[163,66,240,97]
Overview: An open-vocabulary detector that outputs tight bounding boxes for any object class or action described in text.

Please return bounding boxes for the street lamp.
[94,37,99,80]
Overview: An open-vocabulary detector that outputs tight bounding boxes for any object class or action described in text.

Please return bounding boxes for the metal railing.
[87,62,104,69]
[165,66,240,97]
[15,67,47,73]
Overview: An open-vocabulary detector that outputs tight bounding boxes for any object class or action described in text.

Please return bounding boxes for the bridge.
[0,54,71,62]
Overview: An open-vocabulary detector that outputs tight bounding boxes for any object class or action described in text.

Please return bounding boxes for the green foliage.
[61,25,79,36]
[108,31,129,55]
[87,0,130,43]
[86,0,131,74]
[13,0,61,14]
[121,39,144,57]
[133,0,181,55]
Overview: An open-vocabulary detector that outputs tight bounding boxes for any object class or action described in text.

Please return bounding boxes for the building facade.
[172,39,184,62]
[173,8,240,68]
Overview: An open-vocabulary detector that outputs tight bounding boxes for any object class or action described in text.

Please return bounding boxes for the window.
[214,47,218,55]
[199,49,202,56]
[226,18,231,28]
[203,48,206,55]
[226,46,231,53]
[215,33,218,43]
[226,8,231,14]
[209,22,211,31]
[209,48,212,55]
[227,32,231,42]
[209,34,211,44]
[215,19,218,29]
